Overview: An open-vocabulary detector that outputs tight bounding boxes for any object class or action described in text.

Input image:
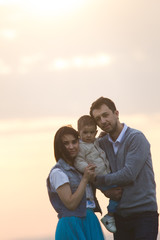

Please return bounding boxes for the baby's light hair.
[77,115,97,132]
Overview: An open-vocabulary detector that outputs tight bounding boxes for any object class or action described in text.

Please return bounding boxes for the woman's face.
[61,134,79,159]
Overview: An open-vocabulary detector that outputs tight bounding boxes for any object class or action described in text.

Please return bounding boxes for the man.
[90,96,158,240]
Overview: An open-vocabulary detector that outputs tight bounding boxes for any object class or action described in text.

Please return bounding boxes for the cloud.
[48,54,112,71]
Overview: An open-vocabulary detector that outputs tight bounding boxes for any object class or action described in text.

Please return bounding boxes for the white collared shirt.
[108,123,128,154]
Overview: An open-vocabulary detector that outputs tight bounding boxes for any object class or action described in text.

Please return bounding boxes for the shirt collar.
[108,123,128,143]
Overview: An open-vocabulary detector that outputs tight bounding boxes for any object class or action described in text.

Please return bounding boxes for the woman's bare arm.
[56,164,95,210]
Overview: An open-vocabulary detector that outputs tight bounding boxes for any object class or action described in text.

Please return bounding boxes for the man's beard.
[108,121,118,135]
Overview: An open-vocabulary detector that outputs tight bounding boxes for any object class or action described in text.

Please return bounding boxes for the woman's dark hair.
[54,126,79,162]
[90,96,117,118]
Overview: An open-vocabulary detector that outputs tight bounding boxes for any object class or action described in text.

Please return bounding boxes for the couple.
[47,97,158,240]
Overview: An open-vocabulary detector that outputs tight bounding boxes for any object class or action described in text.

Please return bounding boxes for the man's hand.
[102,187,123,201]
[98,131,107,138]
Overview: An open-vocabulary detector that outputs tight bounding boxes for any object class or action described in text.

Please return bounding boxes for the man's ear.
[115,110,119,118]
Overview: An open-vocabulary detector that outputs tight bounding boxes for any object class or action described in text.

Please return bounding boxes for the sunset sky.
[0,0,160,239]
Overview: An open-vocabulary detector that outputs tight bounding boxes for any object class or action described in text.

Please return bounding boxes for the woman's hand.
[83,164,96,182]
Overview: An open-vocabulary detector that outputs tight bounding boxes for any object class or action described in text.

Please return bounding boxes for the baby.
[74,115,119,233]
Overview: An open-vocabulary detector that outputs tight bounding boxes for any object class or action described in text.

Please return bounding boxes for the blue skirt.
[55,209,104,240]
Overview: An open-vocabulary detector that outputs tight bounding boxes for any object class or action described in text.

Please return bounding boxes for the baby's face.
[79,125,97,143]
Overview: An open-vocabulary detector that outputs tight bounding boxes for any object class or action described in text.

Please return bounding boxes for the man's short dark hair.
[90,97,117,118]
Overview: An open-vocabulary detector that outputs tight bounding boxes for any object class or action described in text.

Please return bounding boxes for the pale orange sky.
[1,115,160,240]
[0,0,160,239]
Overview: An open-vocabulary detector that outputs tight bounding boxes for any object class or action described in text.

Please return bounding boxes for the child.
[74,115,118,233]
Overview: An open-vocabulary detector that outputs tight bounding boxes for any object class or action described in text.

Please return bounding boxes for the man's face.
[92,104,119,133]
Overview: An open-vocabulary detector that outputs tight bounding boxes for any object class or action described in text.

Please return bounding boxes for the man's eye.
[102,113,108,117]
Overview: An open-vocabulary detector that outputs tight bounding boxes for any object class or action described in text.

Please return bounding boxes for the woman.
[47,126,104,240]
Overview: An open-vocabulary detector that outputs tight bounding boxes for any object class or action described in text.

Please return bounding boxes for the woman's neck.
[63,157,74,166]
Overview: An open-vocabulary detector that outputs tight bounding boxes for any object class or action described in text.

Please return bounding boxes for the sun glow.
[0,0,86,16]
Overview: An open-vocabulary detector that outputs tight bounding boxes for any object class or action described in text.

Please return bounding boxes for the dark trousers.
[114,211,159,240]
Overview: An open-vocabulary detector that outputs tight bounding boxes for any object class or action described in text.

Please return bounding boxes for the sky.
[0,0,160,239]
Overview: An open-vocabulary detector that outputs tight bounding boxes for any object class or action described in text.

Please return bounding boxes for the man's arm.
[96,132,150,187]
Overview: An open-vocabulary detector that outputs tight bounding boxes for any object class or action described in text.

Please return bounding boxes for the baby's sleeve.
[74,146,88,173]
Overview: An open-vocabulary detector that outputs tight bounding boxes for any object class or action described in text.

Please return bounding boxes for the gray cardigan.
[97,127,158,217]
